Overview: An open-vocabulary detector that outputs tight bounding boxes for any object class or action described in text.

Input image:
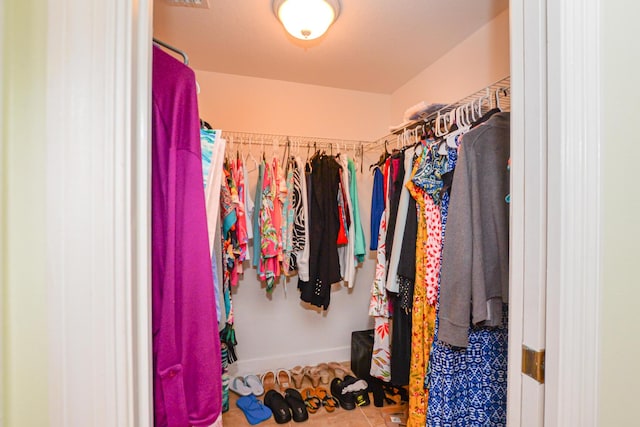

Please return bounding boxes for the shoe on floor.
[330,377,356,410]
[244,374,265,396]
[284,388,309,422]
[229,376,253,396]
[343,374,370,407]
[263,389,292,424]
[236,394,272,425]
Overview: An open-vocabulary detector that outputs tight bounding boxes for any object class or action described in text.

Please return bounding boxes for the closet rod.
[221,130,367,152]
[368,75,511,152]
[153,37,189,65]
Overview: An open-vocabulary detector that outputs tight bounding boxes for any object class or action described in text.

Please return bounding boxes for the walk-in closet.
[8,0,625,424]
[152,1,512,426]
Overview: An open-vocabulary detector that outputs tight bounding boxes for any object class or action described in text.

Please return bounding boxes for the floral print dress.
[259,161,279,291]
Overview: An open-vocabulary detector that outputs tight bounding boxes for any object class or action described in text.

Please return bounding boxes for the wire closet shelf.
[218,76,510,157]
[220,130,367,158]
[367,75,511,152]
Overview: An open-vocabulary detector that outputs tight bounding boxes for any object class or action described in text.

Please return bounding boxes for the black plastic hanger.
[369,140,390,171]
[200,119,212,130]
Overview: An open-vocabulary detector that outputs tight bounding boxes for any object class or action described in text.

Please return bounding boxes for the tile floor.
[222,365,407,427]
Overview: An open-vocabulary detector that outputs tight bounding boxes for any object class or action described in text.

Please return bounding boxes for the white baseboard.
[227,346,351,378]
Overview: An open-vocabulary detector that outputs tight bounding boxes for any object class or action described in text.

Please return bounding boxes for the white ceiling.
[153,0,509,94]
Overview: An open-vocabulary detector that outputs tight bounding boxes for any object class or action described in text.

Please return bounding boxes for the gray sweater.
[438,112,510,348]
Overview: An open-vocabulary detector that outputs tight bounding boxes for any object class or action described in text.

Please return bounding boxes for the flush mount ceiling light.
[273,0,341,40]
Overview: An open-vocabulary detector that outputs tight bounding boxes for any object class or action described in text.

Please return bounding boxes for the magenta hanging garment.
[152,45,222,427]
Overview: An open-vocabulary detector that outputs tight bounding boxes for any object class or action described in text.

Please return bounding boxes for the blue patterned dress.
[426,144,509,427]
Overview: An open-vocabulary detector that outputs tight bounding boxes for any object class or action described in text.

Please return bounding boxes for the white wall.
[194,70,387,374]
[195,70,390,141]
[390,9,510,125]
[598,1,640,424]
[2,0,49,425]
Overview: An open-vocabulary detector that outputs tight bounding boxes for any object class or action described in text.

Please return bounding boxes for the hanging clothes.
[219,160,239,364]
[273,157,286,273]
[427,115,509,425]
[368,160,391,382]
[243,160,254,262]
[151,46,222,427]
[232,156,249,270]
[298,153,342,309]
[284,156,307,275]
[252,162,265,268]
[404,144,444,427]
[201,129,226,324]
[258,159,280,291]
[348,158,367,263]
[396,159,418,312]
[438,112,511,348]
[388,146,418,386]
[386,146,417,293]
[384,153,405,265]
[369,167,385,251]
[338,155,357,287]
[295,156,311,281]
[368,215,391,382]
[282,157,296,275]
[220,161,240,287]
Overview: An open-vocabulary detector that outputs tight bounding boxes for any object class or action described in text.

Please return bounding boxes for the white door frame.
[544,0,602,425]
[45,0,153,425]
[509,0,602,425]
[0,2,5,424]
[43,0,602,425]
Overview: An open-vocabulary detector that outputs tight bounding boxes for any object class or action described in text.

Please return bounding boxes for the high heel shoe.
[304,366,321,388]
[316,363,331,384]
[328,361,353,380]
[290,365,305,389]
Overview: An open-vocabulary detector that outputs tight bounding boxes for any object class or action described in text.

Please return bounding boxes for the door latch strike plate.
[522,346,545,384]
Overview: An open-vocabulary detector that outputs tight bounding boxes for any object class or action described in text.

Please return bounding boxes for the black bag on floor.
[350,329,374,380]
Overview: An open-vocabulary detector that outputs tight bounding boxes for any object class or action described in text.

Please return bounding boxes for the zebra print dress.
[284,156,306,273]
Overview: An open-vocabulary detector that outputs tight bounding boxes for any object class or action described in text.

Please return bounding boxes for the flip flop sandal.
[236,394,273,425]
[229,376,252,396]
[244,374,265,396]
[301,388,322,414]
[260,371,276,392]
[284,388,309,422]
[315,386,339,413]
[276,369,292,392]
[263,389,292,424]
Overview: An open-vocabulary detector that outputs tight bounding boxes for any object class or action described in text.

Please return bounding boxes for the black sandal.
[264,390,292,424]
[284,388,309,423]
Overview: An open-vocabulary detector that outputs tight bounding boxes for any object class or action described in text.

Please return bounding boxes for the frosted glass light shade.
[275,0,339,40]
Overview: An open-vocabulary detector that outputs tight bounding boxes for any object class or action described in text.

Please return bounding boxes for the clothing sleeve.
[349,159,367,263]
[370,168,384,250]
[437,143,476,348]
[385,147,414,293]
